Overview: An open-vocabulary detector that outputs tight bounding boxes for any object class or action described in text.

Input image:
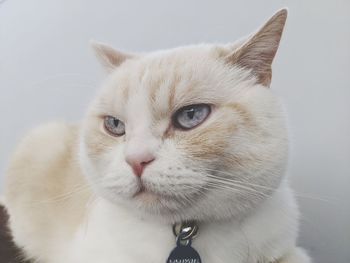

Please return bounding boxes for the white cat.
[4,9,311,263]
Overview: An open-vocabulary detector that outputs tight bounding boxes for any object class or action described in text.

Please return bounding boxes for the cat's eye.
[173,104,211,130]
[104,116,125,136]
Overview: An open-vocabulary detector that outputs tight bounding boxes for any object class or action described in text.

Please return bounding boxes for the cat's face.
[80,10,288,222]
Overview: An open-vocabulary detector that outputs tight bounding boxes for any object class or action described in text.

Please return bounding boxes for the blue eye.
[104,116,125,136]
[173,104,211,130]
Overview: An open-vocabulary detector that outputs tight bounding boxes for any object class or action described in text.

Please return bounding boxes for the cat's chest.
[63,200,255,263]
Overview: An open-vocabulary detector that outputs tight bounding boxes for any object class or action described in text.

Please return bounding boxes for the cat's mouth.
[132,184,169,205]
[128,178,206,215]
[132,181,173,203]
[133,182,158,198]
[133,184,147,196]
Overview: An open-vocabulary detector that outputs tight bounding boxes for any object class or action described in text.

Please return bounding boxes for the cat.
[3,9,312,263]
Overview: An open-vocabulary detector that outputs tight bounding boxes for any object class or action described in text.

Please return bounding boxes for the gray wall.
[0,1,349,262]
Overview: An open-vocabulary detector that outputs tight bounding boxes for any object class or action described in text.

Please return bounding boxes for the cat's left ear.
[226,9,288,87]
[90,40,135,71]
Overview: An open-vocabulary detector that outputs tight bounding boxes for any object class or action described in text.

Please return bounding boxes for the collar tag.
[166,222,202,263]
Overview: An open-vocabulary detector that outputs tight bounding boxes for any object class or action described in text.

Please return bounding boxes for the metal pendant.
[167,221,201,263]
[167,238,201,263]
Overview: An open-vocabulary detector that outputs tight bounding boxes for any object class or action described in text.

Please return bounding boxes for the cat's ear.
[90,40,134,71]
[226,9,288,87]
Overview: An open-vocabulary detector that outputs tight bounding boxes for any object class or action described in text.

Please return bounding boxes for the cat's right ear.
[90,40,134,71]
[223,9,288,87]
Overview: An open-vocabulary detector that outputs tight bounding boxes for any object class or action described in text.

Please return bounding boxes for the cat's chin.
[95,181,203,222]
[127,190,196,221]
[132,188,162,203]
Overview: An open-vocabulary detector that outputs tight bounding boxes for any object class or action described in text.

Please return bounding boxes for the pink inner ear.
[224,9,287,87]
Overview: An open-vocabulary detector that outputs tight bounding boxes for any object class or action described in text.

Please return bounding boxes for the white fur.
[54,183,308,263]
[3,9,312,263]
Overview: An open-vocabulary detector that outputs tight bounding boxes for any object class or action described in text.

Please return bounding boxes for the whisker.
[23,176,110,206]
[198,167,338,205]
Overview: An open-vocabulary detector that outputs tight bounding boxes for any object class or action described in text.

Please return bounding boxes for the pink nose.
[125,153,155,177]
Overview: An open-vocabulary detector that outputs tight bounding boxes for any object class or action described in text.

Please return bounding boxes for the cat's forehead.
[103,47,231,119]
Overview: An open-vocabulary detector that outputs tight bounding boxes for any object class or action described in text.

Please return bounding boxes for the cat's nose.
[125,153,155,177]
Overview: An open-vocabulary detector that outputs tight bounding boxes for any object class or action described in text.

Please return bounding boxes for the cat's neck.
[66,183,297,263]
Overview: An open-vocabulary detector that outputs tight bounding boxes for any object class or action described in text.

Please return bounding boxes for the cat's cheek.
[81,151,140,201]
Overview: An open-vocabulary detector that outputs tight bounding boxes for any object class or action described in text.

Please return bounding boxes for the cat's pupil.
[113,119,119,127]
[186,109,195,119]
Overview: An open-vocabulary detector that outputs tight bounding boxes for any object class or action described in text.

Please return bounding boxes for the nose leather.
[126,152,155,177]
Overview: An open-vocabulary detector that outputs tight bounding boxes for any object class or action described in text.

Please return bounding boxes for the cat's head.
[80,9,289,222]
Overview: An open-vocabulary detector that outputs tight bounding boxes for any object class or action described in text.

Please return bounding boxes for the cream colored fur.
[4,9,311,263]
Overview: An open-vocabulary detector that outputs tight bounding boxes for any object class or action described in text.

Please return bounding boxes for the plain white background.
[0,1,349,262]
